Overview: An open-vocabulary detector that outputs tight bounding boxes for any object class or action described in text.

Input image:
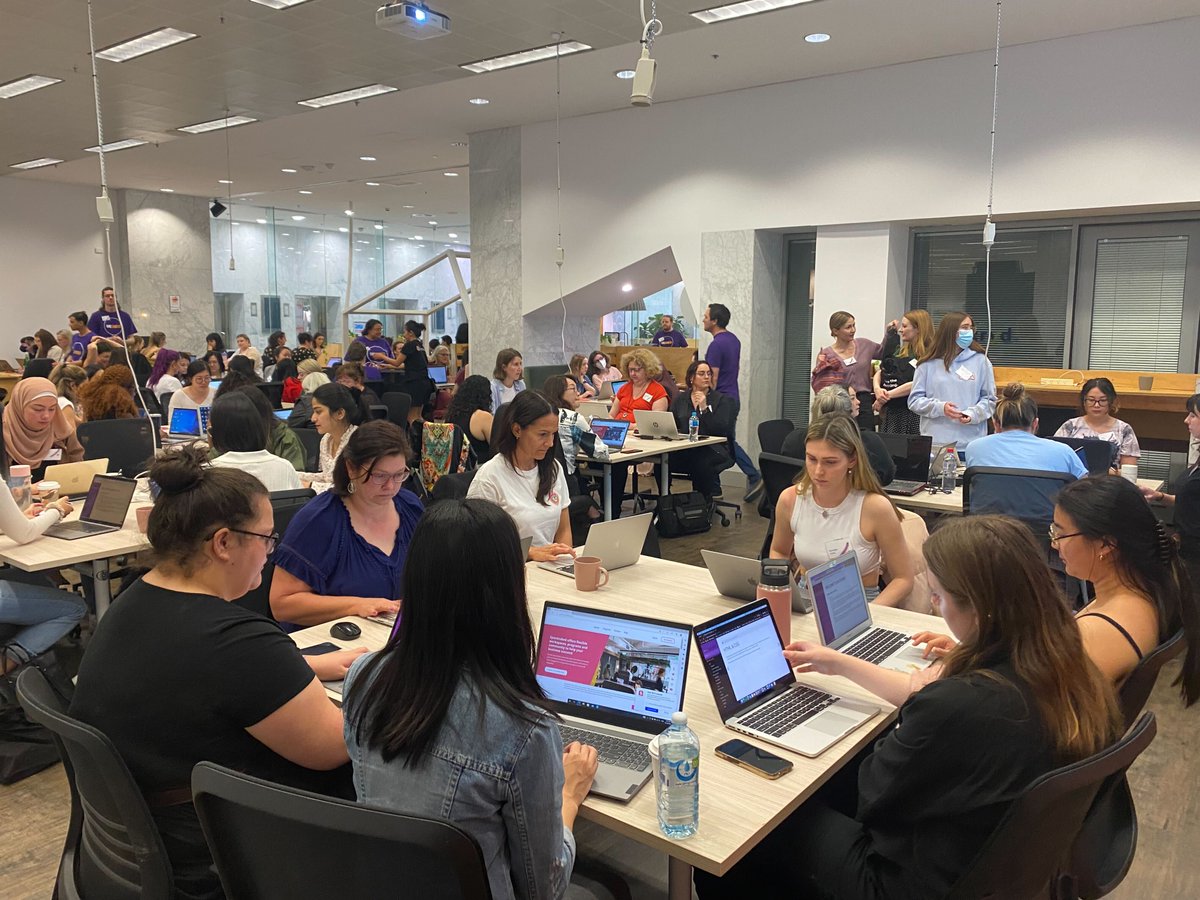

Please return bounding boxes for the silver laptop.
[694,600,881,757]
[577,400,612,419]
[808,552,932,673]
[701,549,812,614]
[536,602,692,801]
[634,409,686,441]
[45,475,137,540]
[44,458,109,499]
[538,513,652,577]
[166,406,210,441]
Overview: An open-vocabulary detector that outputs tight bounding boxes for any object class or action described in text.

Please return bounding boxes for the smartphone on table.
[715,738,794,780]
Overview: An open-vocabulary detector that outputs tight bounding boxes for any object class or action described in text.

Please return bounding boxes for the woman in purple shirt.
[354,319,395,382]
[821,310,882,431]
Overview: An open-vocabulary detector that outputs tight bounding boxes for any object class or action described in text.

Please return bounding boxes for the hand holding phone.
[715,738,793,779]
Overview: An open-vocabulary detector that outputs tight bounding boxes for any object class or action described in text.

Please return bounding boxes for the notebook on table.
[693,600,881,757]
[427,365,448,384]
[538,513,652,577]
[1049,436,1111,476]
[577,400,612,419]
[879,433,933,496]
[44,458,109,499]
[535,601,692,801]
[165,407,210,440]
[44,475,137,540]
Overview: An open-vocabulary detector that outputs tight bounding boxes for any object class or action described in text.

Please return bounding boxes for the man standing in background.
[88,286,137,339]
[652,313,688,347]
[703,303,764,501]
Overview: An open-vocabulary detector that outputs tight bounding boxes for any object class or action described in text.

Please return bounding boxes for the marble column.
[522,313,600,368]
[468,127,523,377]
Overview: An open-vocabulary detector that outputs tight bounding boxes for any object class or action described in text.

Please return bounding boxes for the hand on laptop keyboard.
[528,543,576,563]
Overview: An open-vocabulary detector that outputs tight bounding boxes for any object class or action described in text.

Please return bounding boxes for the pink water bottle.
[759,559,793,645]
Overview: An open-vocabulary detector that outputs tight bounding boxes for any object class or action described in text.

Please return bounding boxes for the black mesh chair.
[291,426,321,472]
[757,451,805,559]
[16,667,175,900]
[382,391,413,427]
[757,418,794,457]
[945,712,1157,900]
[232,489,315,620]
[76,418,156,477]
[191,762,492,900]
[369,404,389,421]
[157,391,174,419]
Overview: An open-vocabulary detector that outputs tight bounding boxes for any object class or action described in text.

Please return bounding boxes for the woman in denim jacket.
[343,498,598,900]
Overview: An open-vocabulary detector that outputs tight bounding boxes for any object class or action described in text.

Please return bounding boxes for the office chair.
[382,391,412,427]
[369,404,389,421]
[1116,629,1185,728]
[76,418,156,478]
[757,418,794,457]
[232,489,315,620]
[290,426,321,472]
[757,451,805,559]
[158,391,174,419]
[255,382,284,410]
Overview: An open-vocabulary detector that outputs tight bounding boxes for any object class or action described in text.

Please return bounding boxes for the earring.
[347,480,356,495]
[848,468,853,476]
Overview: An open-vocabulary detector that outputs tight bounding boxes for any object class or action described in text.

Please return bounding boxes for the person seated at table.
[1143,393,1200,566]
[232,333,263,377]
[296,383,368,492]
[209,391,302,492]
[668,360,735,500]
[586,350,622,394]
[445,374,495,467]
[333,361,381,406]
[50,364,87,428]
[343,498,596,900]
[964,382,1087,477]
[490,347,526,411]
[770,414,913,607]
[287,369,330,430]
[228,384,307,473]
[2,377,84,479]
[123,335,154,385]
[147,349,186,402]
[543,375,603,527]
[167,359,216,419]
[292,332,318,365]
[271,357,303,405]
[77,364,139,422]
[1054,377,1140,471]
[467,391,574,563]
[607,347,669,423]
[272,421,421,626]
[70,446,361,899]
[782,385,895,486]
[567,353,597,400]
[261,330,288,371]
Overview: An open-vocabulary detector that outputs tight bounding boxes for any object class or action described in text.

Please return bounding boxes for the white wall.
[0,178,110,344]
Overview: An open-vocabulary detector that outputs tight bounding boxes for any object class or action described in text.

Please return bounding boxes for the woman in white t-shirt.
[167,360,216,419]
[468,391,574,562]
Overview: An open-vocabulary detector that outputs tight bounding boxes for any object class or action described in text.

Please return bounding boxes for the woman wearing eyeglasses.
[1054,377,1140,472]
[70,445,361,900]
[272,421,423,627]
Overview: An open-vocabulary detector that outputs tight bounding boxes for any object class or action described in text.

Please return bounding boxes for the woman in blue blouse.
[271,420,423,626]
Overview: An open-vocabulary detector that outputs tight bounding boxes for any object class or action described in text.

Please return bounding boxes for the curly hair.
[619,347,662,380]
[78,364,138,420]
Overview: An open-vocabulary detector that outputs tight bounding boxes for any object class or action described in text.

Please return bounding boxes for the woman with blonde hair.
[50,364,88,426]
[770,414,913,607]
[606,347,668,422]
[874,309,932,434]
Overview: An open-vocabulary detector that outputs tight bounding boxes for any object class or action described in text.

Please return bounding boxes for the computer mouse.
[330,621,362,641]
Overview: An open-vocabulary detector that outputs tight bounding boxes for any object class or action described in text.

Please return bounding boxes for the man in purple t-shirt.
[703,303,763,501]
[67,311,96,363]
[87,286,138,340]
[651,314,688,348]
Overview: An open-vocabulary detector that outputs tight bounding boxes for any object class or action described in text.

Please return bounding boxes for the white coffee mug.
[1120,463,1138,483]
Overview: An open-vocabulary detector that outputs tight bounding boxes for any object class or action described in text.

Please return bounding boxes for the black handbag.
[655,491,712,537]
[0,645,71,784]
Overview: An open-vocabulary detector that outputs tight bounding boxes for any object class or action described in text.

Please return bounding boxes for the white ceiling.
[4,0,1199,238]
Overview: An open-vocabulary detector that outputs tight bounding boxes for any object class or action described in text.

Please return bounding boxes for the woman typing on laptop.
[695,516,1122,900]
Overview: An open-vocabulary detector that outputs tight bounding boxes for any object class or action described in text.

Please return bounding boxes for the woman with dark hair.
[820,310,883,430]
[203,349,226,378]
[272,357,302,404]
[908,311,995,450]
[32,328,59,361]
[209,391,301,492]
[388,320,433,424]
[70,445,360,899]
[585,349,621,393]
[205,332,227,356]
[262,330,288,370]
[542,374,594,478]
[697,515,1121,900]
[445,374,495,465]
[333,361,381,407]
[147,348,186,402]
[313,332,329,367]
[1054,377,1140,471]
[964,382,1087,477]
[490,348,526,410]
[297,383,368,491]
[354,319,394,383]
[232,385,307,473]
[343,499,596,900]
[668,360,735,500]
[272,420,422,626]
[468,390,573,562]
[77,365,139,423]
[167,359,215,419]
[1144,393,1200,564]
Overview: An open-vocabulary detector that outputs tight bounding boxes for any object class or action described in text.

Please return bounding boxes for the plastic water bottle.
[657,711,700,838]
[941,448,957,494]
[7,464,32,512]
[688,411,700,442]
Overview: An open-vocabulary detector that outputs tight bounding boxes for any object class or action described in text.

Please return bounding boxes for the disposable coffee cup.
[573,556,610,592]
[36,480,60,502]
[136,505,153,533]
[1138,375,1154,391]
[1120,464,1138,483]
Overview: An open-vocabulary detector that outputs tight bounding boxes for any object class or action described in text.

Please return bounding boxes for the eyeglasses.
[1084,397,1110,407]
[365,468,410,486]
[227,528,280,555]
[1048,526,1083,545]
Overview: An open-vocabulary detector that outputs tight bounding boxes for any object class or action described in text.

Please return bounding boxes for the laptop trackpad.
[809,710,859,736]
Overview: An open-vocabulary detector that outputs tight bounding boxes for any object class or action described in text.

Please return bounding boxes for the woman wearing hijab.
[2,378,84,480]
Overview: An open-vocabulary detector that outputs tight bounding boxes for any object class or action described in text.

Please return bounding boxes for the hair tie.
[1154,520,1175,564]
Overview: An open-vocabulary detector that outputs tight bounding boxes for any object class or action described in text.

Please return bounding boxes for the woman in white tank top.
[770,414,914,607]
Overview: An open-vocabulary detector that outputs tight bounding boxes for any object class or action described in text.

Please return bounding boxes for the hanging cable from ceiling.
[982,1,1003,354]
[224,110,236,270]
[554,31,567,360]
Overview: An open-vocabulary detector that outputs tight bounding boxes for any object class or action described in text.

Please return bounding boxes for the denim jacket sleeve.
[503,716,576,900]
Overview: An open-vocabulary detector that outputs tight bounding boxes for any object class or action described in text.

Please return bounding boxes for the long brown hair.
[795,414,902,522]
[921,310,985,370]
[927,516,1121,758]
[78,365,138,420]
[897,309,933,359]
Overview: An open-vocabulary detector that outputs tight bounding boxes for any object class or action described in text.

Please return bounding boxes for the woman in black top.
[873,310,932,435]
[70,447,362,899]
[695,515,1121,900]
[668,360,734,499]
[261,330,287,369]
[1144,393,1200,566]
[391,319,433,424]
[445,374,494,466]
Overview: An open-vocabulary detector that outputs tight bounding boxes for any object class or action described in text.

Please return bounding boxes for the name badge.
[842,356,857,367]
[642,392,653,403]
[910,358,918,368]
[955,365,976,381]
[44,448,63,462]
[824,538,850,560]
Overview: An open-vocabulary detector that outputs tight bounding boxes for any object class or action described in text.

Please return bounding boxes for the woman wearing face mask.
[585,350,621,394]
[908,311,995,451]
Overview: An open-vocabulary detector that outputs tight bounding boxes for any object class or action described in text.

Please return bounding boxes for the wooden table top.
[0,502,152,572]
[579,433,726,466]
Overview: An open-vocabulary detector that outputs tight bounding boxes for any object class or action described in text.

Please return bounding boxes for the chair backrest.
[255,381,284,410]
[76,418,156,477]
[757,418,795,457]
[945,712,1157,900]
[16,668,174,900]
[883,508,932,614]
[382,391,412,427]
[759,451,804,511]
[158,391,174,418]
[428,468,479,505]
[233,489,315,619]
[1117,629,1186,728]
[290,426,321,472]
[962,466,1075,533]
[191,762,492,900]
[368,404,388,421]
[420,421,469,493]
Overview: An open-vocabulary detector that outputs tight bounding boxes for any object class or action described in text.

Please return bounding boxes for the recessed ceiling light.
[338,227,349,233]
[428,221,438,226]
[281,168,297,173]
[312,229,320,233]
[365,182,380,187]
[447,233,458,239]
[450,141,468,148]
[416,244,425,249]
[9,157,64,169]
[159,188,174,193]
[287,247,294,251]
[178,115,257,134]
[248,0,316,8]
[256,218,268,224]
[468,97,490,106]
[281,233,290,237]
[805,32,830,43]
[359,155,376,162]
[621,283,634,292]
[374,224,384,230]
[344,208,354,217]
[691,0,818,24]
[218,179,233,184]
[233,222,241,226]
[461,40,592,74]
[84,138,147,153]
[614,69,636,80]
[402,204,415,209]
[95,27,198,63]
[0,75,63,99]
[298,84,396,108]
[443,172,459,177]
[357,240,369,244]
[355,248,362,252]
[298,189,313,195]
[291,215,305,221]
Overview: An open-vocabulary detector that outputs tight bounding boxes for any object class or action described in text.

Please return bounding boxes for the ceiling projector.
[376,3,450,39]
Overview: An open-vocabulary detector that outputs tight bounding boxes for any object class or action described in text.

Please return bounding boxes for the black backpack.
[655,491,712,537]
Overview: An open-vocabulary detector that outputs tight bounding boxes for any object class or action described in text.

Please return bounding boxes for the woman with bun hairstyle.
[1054,377,1140,471]
[908,312,995,450]
[70,445,362,899]
[873,310,932,435]
[964,382,1087,477]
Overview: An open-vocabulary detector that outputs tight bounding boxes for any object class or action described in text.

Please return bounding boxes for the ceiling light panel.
[691,0,818,25]
[10,157,64,169]
[461,40,592,74]
[248,0,317,8]
[178,115,258,134]
[84,139,147,153]
[95,27,199,63]
[298,84,396,108]
[0,75,63,99]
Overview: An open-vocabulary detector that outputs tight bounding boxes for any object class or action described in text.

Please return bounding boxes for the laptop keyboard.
[52,521,108,535]
[740,686,836,737]
[885,479,927,494]
[559,725,650,770]
[844,629,911,665]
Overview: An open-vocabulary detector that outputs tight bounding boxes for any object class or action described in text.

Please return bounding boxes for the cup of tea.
[573,556,610,592]
[35,480,60,503]
[136,505,153,533]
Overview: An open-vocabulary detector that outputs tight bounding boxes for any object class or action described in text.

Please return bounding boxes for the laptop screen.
[169,407,200,435]
[611,379,628,395]
[273,409,291,420]
[536,603,691,733]
[81,476,137,526]
[879,433,933,482]
[427,365,447,383]
[808,553,871,644]
[589,418,630,450]
[694,600,793,721]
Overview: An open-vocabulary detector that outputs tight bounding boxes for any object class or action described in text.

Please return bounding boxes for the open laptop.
[44,458,109,499]
[273,408,291,421]
[538,512,652,577]
[536,601,692,801]
[166,407,210,440]
[878,433,933,496]
[45,475,137,540]
[427,365,448,384]
[808,552,931,673]
[701,549,812,614]
[694,600,881,757]
[1049,436,1111,476]
[634,409,686,441]
[588,417,632,452]
[578,400,612,419]
[0,359,17,373]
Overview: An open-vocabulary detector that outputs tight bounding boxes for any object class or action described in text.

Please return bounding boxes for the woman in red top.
[607,347,669,423]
